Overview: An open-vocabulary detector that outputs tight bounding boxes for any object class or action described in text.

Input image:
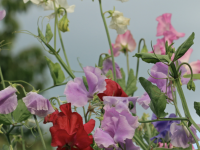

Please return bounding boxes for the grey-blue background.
[1,0,200,148]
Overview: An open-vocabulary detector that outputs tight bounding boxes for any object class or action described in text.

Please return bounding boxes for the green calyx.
[187,80,195,91]
[58,15,70,32]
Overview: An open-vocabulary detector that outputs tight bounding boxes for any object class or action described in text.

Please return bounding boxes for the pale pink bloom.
[115,30,136,52]
[179,48,193,63]
[108,44,121,57]
[0,10,6,21]
[188,60,200,74]
[158,142,173,148]
[150,38,166,55]
[156,13,185,38]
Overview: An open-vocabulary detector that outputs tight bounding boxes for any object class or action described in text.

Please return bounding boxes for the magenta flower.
[156,13,185,38]
[158,142,173,148]
[0,10,6,21]
[94,104,139,149]
[0,86,17,114]
[102,59,122,79]
[170,123,199,148]
[64,66,106,107]
[23,92,54,117]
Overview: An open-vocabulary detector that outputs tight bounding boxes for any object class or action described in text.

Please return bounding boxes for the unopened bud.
[187,80,195,91]
[58,15,69,32]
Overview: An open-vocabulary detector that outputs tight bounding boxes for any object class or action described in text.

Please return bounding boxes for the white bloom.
[109,10,130,34]
[116,0,129,2]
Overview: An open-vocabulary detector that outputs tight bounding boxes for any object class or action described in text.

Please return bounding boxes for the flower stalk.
[0,67,5,89]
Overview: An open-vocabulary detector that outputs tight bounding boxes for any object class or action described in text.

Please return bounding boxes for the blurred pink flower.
[156,13,185,38]
[158,142,173,149]
[108,44,121,57]
[179,48,193,63]
[0,10,6,21]
[150,38,166,55]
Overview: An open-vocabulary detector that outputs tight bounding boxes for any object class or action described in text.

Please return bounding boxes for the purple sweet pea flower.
[118,139,140,150]
[170,123,199,148]
[103,96,138,114]
[0,86,18,114]
[0,10,6,21]
[64,66,106,107]
[102,58,122,79]
[94,105,139,149]
[23,92,54,117]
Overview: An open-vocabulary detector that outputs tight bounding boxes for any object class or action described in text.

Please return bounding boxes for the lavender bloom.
[118,139,140,150]
[103,96,138,114]
[0,86,17,114]
[170,123,199,148]
[0,10,6,21]
[94,105,139,149]
[102,59,122,79]
[23,92,54,117]
[64,66,106,107]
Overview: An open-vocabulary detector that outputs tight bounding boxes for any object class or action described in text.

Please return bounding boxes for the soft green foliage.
[134,53,170,64]
[194,101,200,117]
[98,54,111,68]
[45,23,53,43]
[45,56,65,85]
[12,100,31,123]
[105,70,114,80]
[139,77,168,118]
[183,74,200,80]
[141,43,148,53]
[38,27,46,42]
[173,32,195,62]
[58,15,70,32]
[0,113,13,125]
[117,68,126,91]
[2,145,10,150]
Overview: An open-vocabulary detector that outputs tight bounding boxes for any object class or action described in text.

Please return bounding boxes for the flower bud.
[187,80,195,91]
[58,15,69,32]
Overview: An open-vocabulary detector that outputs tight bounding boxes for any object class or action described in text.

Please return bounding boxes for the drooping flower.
[0,86,18,114]
[49,103,95,150]
[170,123,199,148]
[0,10,6,21]
[64,66,106,107]
[109,11,130,34]
[97,79,128,101]
[93,104,139,149]
[23,92,54,117]
[102,58,122,79]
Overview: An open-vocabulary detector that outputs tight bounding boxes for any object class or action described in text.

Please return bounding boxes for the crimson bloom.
[48,103,95,150]
[98,79,128,101]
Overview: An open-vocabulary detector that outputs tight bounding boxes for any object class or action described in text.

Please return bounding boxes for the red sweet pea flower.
[98,79,128,101]
[43,109,59,124]
[48,103,95,150]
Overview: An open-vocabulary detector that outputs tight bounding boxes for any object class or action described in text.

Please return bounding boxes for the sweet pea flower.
[150,38,166,55]
[109,11,130,34]
[158,142,173,148]
[170,123,199,148]
[0,10,6,21]
[64,66,106,107]
[0,86,18,114]
[108,44,121,57]
[23,92,54,117]
[94,104,139,149]
[102,58,122,79]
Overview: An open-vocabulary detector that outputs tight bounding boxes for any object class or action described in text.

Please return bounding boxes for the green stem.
[98,0,117,82]
[126,51,130,75]
[5,126,14,145]
[136,38,145,80]
[21,126,26,150]
[82,106,87,123]
[133,135,147,150]
[39,82,68,94]
[139,117,188,123]
[4,80,35,91]
[33,115,46,150]
[0,67,5,89]
[177,62,193,81]
[53,1,57,51]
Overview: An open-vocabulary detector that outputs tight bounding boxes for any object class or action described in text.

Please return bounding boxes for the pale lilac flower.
[137,92,150,110]
[94,105,139,149]
[108,44,121,57]
[170,123,199,148]
[0,10,6,21]
[64,66,106,107]
[0,86,17,114]
[118,139,140,150]
[156,13,185,38]
[103,96,138,114]
[102,59,122,79]
[23,92,54,117]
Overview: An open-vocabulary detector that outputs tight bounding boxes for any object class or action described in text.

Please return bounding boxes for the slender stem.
[177,62,193,81]
[82,106,87,123]
[139,117,188,123]
[7,126,15,135]
[21,126,26,150]
[33,115,46,150]
[133,135,147,150]
[5,126,14,145]
[136,38,145,80]
[174,91,178,115]
[3,80,35,91]
[126,51,130,75]
[53,2,57,51]
[0,67,5,89]
[88,112,92,121]
[98,0,117,81]
[38,82,68,94]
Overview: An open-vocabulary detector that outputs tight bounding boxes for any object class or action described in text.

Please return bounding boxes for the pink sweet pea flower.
[150,38,166,55]
[179,48,193,63]
[0,10,6,21]
[158,142,173,148]
[188,60,200,74]
[156,13,185,38]
[108,44,121,57]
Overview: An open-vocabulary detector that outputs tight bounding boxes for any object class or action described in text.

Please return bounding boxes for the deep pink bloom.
[156,13,185,38]
[0,10,6,21]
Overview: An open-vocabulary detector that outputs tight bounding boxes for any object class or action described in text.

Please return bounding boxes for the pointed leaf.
[183,74,200,80]
[125,69,137,96]
[141,44,148,53]
[38,27,46,42]
[45,23,53,43]
[0,113,13,125]
[194,101,200,117]
[117,68,126,91]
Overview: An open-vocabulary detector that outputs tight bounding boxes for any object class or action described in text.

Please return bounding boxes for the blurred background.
[0,0,200,149]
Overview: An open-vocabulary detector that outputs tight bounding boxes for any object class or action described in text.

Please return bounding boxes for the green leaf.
[12,100,31,123]
[45,23,53,43]
[173,32,195,62]
[45,56,65,85]
[82,76,89,91]
[105,70,114,80]
[141,44,148,53]
[0,113,13,125]
[2,145,10,150]
[98,55,104,67]
[117,68,126,91]
[139,77,168,118]
[194,101,200,117]
[133,53,170,64]
[125,69,137,96]
[183,74,200,80]
[38,27,46,42]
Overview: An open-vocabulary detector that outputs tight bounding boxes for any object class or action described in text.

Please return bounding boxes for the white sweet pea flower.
[116,0,129,2]
[109,10,130,34]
